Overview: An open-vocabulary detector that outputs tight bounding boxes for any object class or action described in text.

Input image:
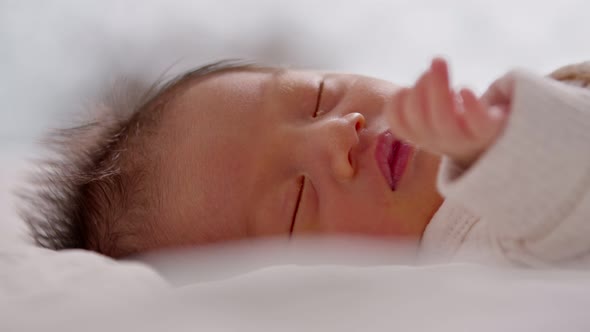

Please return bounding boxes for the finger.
[480,72,515,108]
[427,59,459,136]
[460,88,489,133]
[389,88,413,141]
[403,71,431,143]
[415,70,433,132]
[462,88,506,138]
[453,92,476,139]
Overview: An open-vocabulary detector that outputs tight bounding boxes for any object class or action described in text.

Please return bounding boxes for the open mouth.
[375,131,413,191]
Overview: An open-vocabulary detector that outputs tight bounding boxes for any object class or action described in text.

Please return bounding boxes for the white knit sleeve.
[437,70,590,265]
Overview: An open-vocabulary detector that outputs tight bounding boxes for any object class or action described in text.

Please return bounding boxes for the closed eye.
[312,80,325,118]
[290,176,305,235]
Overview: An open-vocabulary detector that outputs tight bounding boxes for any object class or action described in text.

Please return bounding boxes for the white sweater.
[420,70,590,268]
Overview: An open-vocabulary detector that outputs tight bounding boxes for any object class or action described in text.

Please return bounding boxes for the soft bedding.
[3,244,590,332]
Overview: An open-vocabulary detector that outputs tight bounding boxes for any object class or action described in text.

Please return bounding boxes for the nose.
[320,112,366,181]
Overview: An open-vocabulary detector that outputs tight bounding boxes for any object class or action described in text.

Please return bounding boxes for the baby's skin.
[388,58,509,169]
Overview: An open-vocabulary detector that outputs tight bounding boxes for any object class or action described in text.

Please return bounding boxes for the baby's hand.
[388,58,508,168]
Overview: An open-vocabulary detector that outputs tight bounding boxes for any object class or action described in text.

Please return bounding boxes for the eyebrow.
[272,69,297,95]
[278,80,296,94]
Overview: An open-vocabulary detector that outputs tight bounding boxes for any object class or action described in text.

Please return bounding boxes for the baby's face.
[147,68,443,251]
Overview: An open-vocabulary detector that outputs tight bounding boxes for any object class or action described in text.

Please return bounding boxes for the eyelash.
[290,176,305,235]
[312,80,325,118]
[291,79,324,234]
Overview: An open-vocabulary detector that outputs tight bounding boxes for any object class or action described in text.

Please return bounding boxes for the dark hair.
[18,60,255,257]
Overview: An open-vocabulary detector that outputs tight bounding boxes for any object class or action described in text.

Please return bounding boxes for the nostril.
[354,113,366,132]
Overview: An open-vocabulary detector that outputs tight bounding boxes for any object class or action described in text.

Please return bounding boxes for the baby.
[21,58,590,267]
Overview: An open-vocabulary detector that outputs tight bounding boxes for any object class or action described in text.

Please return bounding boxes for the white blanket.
[3,244,590,332]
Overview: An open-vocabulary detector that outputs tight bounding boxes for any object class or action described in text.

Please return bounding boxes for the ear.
[549,61,590,88]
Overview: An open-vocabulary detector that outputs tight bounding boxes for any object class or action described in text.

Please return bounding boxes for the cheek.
[321,191,406,235]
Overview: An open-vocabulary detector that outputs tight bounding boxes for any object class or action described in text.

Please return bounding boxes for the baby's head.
[22,61,445,257]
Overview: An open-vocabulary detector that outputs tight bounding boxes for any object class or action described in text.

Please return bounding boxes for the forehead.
[164,67,319,153]
[163,69,272,157]
[152,68,292,243]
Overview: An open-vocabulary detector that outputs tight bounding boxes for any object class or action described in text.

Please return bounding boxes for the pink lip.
[375,131,413,191]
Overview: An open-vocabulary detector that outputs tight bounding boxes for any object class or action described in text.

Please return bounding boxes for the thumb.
[480,71,517,110]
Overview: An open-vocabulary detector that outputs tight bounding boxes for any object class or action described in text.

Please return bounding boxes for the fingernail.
[488,105,508,120]
[453,90,465,113]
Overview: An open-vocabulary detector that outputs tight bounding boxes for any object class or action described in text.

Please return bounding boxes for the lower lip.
[390,141,412,190]
[375,132,413,191]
